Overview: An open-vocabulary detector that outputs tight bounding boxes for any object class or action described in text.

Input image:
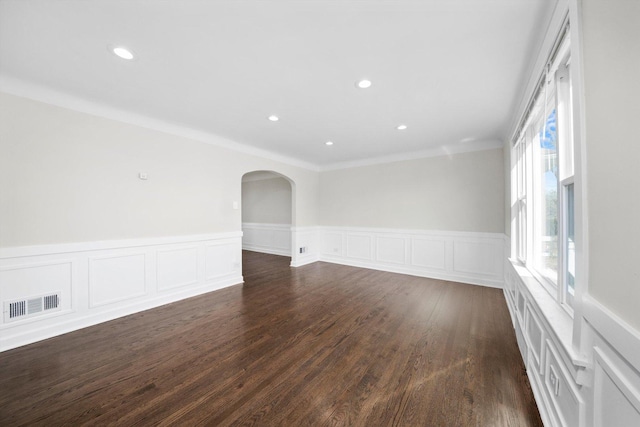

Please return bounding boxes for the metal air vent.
[4,292,61,323]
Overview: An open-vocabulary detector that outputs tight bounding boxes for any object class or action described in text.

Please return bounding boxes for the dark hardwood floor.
[0,251,541,426]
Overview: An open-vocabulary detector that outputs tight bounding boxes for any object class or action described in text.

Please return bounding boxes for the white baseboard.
[290,253,320,267]
[0,232,243,352]
[317,227,504,288]
[242,246,290,257]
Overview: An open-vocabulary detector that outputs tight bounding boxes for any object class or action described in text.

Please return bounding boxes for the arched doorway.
[241,171,295,263]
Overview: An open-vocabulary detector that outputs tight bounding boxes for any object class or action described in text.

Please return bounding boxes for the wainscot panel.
[156,247,199,291]
[89,253,147,308]
[242,223,291,257]
[0,232,243,352]
[504,256,640,427]
[290,226,320,267]
[319,227,504,288]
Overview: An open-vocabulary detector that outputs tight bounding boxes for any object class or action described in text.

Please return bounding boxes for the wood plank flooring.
[0,251,542,426]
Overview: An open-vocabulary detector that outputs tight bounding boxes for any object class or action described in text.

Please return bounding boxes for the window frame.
[555,48,575,311]
[515,135,527,264]
[511,30,575,314]
[531,90,559,291]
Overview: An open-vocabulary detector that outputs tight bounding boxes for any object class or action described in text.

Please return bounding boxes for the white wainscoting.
[291,226,320,267]
[242,225,504,287]
[318,227,504,288]
[504,253,640,427]
[242,223,292,257]
[0,232,243,352]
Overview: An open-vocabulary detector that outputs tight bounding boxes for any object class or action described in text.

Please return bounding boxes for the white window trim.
[560,176,575,313]
[510,21,576,317]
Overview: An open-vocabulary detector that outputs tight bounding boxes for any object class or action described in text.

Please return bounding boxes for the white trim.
[239,224,323,266]
[0,275,240,353]
[318,227,504,288]
[505,0,569,142]
[544,337,585,427]
[509,261,588,372]
[290,226,320,267]
[0,232,243,352]
[317,226,503,239]
[583,294,640,373]
[525,302,546,375]
[155,246,199,291]
[505,258,640,427]
[0,79,503,172]
[527,361,558,427]
[242,223,292,257]
[290,253,320,267]
[243,247,290,257]
[0,77,319,172]
[319,139,504,171]
[88,252,148,308]
[0,232,242,259]
[593,347,640,425]
[567,0,590,354]
[0,259,74,273]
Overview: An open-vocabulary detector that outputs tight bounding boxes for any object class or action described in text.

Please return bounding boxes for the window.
[515,135,527,262]
[535,107,558,285]
[512,27,575,310]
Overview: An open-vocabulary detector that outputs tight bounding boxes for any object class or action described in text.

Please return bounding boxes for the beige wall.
[319,149,505,233]
[1,92,508,251]
[0,93,506,250]
[242,176,292,224]
[581,0,640,331]
[0,93,319,247]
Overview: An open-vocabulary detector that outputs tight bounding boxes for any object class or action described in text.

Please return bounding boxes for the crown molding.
[1,75,504,174]
[0,75,320,172]
[319,139,505,171]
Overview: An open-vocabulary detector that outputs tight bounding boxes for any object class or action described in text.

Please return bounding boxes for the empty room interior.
[1,0,639,426]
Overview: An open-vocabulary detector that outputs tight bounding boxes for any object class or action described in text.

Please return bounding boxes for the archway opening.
[240,171,295,268]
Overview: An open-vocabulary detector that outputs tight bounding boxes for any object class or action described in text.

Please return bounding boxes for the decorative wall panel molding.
[0,232,242,352]
[290,226,320,267]
[245,225,504,287]
[242,223,291,257]
[319,227,504,288]
[89,253,147,308]
[0,261,74,316]
[592,347,640,426]
[156,247,198,291]
[504,255,640,427]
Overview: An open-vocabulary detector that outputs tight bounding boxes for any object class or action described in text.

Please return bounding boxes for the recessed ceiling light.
[396,124,408,130]
[112,46,134,60]
[325,141,334,146]
[356,79,372,89]
[268,115,279,122]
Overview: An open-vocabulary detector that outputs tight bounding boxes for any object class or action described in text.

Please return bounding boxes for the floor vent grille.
[4,292,61,323]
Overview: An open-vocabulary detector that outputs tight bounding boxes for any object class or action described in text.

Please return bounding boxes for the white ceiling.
[0,0,555,169]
